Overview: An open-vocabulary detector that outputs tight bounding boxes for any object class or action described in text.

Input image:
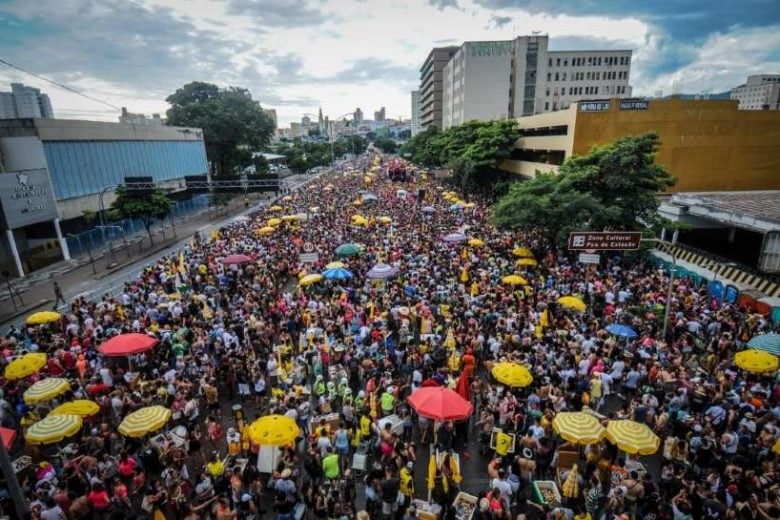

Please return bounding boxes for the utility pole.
[98,185,118,268]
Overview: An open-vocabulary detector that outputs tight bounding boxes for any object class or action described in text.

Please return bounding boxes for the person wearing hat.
[380,386,396,417]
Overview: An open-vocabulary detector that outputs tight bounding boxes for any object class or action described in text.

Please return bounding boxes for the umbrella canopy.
[325,261,346,269]
[748,333,780,356]
[367,263,396,279]
[4,352,47,380]
[25,414,82,445]
[267,218,282,226]
[50,400,100,417]
[449,203,464,211]
[257,226,275,235]
[118,406,172,438]
[351,216,369,226]
[282,195,293,202]
[491,362,533,387]
[378,216,393,224]
[734,349,779,374]
[361,193,378,201]
[299,274,323,286]
[468,238,484,247]
[605,420,660,455]
[553,412,605,445]
[269,205,283,211]
[605,324,638,339]
[23,378,70,404]
[407,387,473,421]
[558,296,587,312]
[502,275,528,286]
[0,427,16,450]
[561,463,580,499]
[336,243,362,257]
[322,268,353,281]
[281,215,298,222]
[516,258,538,267]
[442,232,468,243]
[421,206,436,214]
[25,311,61,325]
[246,414,300,446]
[99,333,158,357]
[223,254,253,265]
[512,247,533,258]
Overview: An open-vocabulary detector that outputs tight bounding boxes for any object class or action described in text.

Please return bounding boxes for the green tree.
[493,132,676,250]
[165,82,275,176]
[374,136,397,154]
[111,186,175,246]
[253,154,270,175]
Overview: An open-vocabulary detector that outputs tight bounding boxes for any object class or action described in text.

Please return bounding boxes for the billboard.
[0,170,59,229]
[568,231,643,251]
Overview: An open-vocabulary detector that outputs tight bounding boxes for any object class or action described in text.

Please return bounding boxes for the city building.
[419,46,459,131]
[0,118,208,277]
[266,108,278,128]
[441,35,633,128]
[374,107,386,122]
[354,108,363,123]
[411,90,422,136]
[0,83,54,119]
[730,75,780,110]
[118,107,163,126]
[498,98,780,192]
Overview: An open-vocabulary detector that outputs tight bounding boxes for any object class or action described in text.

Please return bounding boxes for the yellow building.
[499,98,780,192]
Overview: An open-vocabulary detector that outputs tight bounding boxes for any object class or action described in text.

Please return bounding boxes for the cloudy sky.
[1,0,778,126]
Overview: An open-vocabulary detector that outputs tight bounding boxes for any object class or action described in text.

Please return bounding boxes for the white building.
[411,90,422,136]
[118,107,164,125]
[0,83,54,119]
[442,35,633,128]
[730,75,780,110]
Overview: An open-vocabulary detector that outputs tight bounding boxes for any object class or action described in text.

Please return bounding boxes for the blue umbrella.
[322,267,353,281]
[606,324,638,339]
[747,333,780,356]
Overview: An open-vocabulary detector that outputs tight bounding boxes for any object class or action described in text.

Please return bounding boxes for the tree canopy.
[272,135,368,173]
[165,82,276,176]
[401,120,521,189]
[110,186,175,246]
[492,132,676,250]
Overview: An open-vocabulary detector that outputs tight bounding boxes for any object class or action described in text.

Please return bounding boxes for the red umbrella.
[407,386,473,421]
[98,333,158,357]
[223,254,253,265]
[0,427,16,450]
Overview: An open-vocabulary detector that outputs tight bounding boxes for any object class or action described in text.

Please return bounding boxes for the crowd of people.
[1,153,779,520]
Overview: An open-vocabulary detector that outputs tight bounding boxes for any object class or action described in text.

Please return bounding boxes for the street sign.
[568,231,642,251]
[299,253,319,264]
[578,253,601,264]
[302,242,315,253]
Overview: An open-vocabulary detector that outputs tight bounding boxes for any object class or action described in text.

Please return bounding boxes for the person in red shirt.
[87,482,111,512]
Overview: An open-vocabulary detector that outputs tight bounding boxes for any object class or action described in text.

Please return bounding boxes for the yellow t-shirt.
[495,432,512,456]
[206,460,224,478]
[360,415,372,437]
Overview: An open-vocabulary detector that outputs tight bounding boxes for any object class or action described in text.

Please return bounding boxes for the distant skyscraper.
[266,108,278,128]
[374,107,386,121]
[411,91,422,136]
[419,46,459,131]
[0,83,55,119]
[354,107,363,122]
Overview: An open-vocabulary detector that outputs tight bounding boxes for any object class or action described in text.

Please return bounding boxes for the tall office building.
[411,90,422,136]
[0,83,55,119]
[374,107,386,121]
[419,46,459,131]
[354,108,363,123]
[442,35,633,128]
[730,75,780,110]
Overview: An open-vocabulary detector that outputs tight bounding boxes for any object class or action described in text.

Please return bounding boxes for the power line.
[0,57,122,111]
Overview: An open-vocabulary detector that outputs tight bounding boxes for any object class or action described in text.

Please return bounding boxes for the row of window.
[547,70,628,82]
[549,55,629,67]
[44,140,209,200]
[545,84,627,97]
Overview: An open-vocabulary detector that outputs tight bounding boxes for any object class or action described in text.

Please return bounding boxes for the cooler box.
[532,480,561,507]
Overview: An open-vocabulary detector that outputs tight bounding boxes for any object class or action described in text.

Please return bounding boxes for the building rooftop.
[667,191,780,232]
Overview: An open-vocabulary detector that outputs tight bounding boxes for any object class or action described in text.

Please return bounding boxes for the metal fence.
[65,195,210,257]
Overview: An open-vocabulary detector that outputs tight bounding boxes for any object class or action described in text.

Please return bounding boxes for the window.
[552,102,557,110]
[555,73,559,81]
[544,102,549,110]
[548,58,552,66]
[547,73,551,81]
[561,87,566,95]
[546,89,550,96]
[562,73,566,81]
[564,59,568,66]
[587,56,592,65]
[556,58,560,66]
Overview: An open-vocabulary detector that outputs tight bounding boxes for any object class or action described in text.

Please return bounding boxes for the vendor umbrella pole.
[0,441,28,518]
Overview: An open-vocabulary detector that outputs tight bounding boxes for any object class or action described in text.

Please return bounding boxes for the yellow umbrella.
[491,362,533,387]
[282,195,293,202]
[25,311,61,325]
[50,400,100,417]
[561,463,580,499]
[299,274,323,286]
[734,349,779,374]
[464,202,475,208]
[326,261,345,269]
[502,275,528,286]
[553,412,605,445]
[25,414,82,445]
[352,216,368,226]
[468,238,484,247]
[512,247,533,258]
[269,205,283,211]
[427,450,437,491]
[23,378,70,404]
[378,216,392,224]
[351,214,365,220]
[353,199,363,206]
[267,218,282,226]
[281,215,298,222]
[257,226,275,235]
[118,406,172,438]
[4,353,47,380]
[558,296,587,313]
[245,414,300,446]
[605,420,660,455]
[516,258,538,267]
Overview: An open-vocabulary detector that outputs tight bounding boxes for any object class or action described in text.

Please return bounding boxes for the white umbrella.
[443,232,468,243]
[367,263,397,279]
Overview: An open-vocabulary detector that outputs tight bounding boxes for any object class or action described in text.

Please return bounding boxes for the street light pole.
[98,185,118,268]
